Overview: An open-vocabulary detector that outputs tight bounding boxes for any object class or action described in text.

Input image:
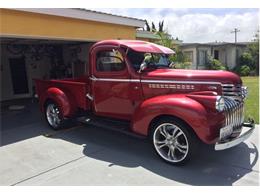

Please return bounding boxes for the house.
[0,8,145,101]
[179,42,249,70]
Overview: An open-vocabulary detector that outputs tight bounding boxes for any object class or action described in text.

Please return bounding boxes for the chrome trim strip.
[222,92,242,95]
[141,80,221,85]
[222,84,244,99]
[89,77,140,83]
[89,77,222,85]
[222,84,235,87]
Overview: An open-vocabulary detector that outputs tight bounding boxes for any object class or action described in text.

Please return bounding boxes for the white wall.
[225,46,246,69]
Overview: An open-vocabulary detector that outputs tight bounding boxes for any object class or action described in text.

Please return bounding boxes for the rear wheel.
[150,117,197,165]
[45,101,65,130]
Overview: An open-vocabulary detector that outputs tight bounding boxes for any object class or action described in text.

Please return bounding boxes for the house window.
[184,51,193,63]
[214,50,219,60]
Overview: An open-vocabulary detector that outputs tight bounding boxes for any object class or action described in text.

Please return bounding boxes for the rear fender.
[131,94,212,143]
[41,87,76,117]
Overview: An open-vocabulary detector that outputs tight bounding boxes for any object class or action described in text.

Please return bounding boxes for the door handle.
[89,75,97,81]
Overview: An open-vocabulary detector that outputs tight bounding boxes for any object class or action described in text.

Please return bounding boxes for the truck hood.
[142,69,242,85]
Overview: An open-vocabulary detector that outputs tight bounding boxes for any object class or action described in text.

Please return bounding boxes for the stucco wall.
[0,9,137,41]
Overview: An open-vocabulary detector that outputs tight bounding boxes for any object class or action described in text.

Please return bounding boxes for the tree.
[158,20,164,32]
[247,31,259,75]
[156,31,173,48]
[145,20,151,32]
[145,20,164,32]
[238,31,259,75]
[151,22,156,32]
[145,20,186,66]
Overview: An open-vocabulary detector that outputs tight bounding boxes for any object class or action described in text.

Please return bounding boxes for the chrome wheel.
[46,103,61,128]
[153,123,189,163]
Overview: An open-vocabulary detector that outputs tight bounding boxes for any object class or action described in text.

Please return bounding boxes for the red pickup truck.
[35,40,255,165]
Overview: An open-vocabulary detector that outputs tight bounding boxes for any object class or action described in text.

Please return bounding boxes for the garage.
[0,8,145,101]
[1,38,94,101]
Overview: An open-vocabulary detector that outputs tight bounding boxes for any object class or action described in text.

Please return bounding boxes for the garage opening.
[1,37,95,102]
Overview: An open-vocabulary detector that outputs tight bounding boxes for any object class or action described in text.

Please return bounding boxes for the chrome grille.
[224,97,244,132]
[222,84,242,98]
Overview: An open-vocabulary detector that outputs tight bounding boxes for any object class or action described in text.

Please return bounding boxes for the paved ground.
[0,100,259,186]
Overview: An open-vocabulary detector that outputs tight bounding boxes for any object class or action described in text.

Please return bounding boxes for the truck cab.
[34,40,255,165]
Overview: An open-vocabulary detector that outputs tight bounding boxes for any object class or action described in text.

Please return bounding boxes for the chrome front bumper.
[215,121,255,150]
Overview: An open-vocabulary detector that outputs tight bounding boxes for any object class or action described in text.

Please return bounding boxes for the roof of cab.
[92,40,175,54]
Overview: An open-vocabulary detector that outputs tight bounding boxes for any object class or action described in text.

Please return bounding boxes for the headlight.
[216,96,225,112]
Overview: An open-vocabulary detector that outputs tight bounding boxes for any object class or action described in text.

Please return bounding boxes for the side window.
[96,50,125,72]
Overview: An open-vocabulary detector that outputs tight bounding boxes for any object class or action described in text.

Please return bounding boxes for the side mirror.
[138,62,147,73]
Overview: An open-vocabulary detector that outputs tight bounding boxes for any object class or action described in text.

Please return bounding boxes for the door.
[214,50,219,60]
[9,57,29,95]
[90,47,141,120]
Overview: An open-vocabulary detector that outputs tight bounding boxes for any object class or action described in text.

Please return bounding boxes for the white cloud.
[92,8,259,43]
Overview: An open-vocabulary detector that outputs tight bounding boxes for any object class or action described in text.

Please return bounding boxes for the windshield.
[127,49,171,71]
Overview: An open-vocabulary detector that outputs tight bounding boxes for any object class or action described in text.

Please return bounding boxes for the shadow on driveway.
[50,125,259,186]
[0,99,51,146]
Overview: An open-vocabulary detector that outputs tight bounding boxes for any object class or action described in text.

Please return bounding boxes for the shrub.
[238,51,258,75]
[240,65,251,76]
[169,50,185,63]
[232,65,240,75]
[239,52,254,67]
[172,62,192,69]
[207,57,227,70]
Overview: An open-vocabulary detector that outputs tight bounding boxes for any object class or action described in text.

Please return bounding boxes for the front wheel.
[150,117,197,165]
[45,101,65,130]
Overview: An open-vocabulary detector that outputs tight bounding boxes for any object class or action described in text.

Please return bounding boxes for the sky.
[92,8,259,43]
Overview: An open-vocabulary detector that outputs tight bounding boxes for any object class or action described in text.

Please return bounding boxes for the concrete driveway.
[0,100,259,186]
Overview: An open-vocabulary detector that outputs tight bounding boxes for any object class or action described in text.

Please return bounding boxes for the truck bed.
[34,77,90,111]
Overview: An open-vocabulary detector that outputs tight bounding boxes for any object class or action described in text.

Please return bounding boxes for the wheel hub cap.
[46,104,61,128]
[153,123,189,163]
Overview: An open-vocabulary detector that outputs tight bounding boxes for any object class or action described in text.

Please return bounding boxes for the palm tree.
[156,31,173,49]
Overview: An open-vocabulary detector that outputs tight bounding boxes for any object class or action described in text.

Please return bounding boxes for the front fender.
[131,94,221,144]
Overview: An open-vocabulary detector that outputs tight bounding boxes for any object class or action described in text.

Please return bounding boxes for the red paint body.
[34,40,243,144]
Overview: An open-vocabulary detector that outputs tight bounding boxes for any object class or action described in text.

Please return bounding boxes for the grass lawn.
[242,77,259,124]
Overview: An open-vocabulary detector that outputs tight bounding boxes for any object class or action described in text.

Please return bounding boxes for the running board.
[77,116,146,139]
